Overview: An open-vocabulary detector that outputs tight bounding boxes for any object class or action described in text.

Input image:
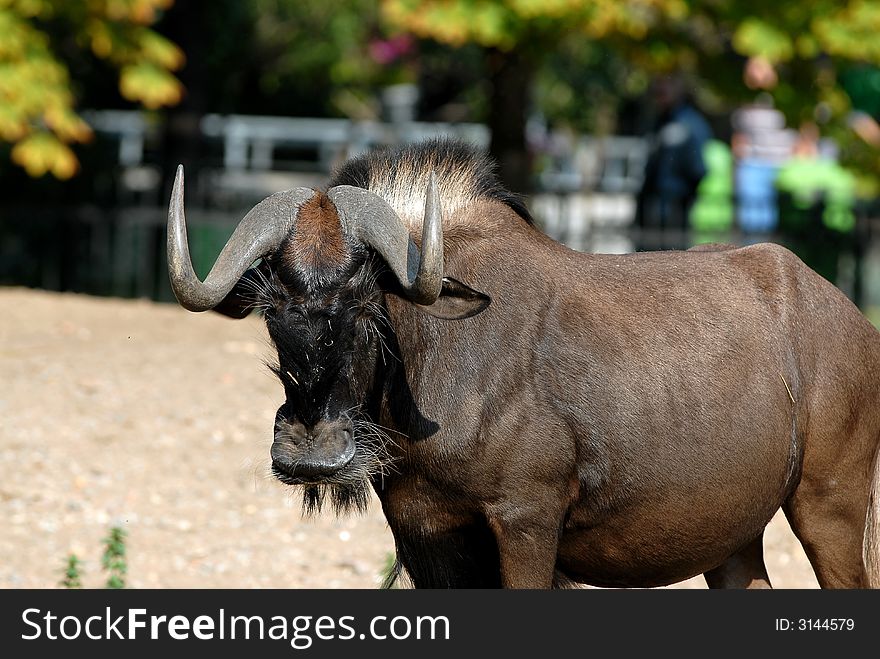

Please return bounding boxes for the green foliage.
[59,526,129,588]
[382,0,677,50]
[534,38,639,135]
[248,0,414,119]
[380,1,690,141]
[102,526,128,589]
[812,2,880,63]
[382,0,880,186]
[0,0,182,178]
[60,554,83,589]
[732,18,794,62]
[8,0,880,186]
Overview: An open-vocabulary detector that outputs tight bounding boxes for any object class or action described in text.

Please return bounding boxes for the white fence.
[83,109,649,249]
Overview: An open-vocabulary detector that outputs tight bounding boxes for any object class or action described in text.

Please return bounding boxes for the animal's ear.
[414,277,491,320]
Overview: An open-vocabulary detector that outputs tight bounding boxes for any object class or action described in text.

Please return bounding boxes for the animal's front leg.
[391,525,503,588]
[486,505,563,589]
[380,482,506,588]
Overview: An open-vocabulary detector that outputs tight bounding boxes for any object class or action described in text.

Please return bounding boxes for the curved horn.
[327,173,444,305]
[167,165,316,311]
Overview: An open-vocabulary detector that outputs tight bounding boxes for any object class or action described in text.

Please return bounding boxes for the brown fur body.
[375,215,880,587]
[204,141,880,588]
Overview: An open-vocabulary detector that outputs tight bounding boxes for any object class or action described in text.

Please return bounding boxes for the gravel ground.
[0,287,819,589]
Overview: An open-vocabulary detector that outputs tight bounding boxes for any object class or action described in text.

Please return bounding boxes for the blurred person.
[730,99,792,239]
[635,74,712,250]
[776,122,857,287]
[732,57,786,241]
[688,139,735,246]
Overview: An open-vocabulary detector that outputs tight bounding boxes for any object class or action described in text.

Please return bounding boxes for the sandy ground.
[0,287,819,589]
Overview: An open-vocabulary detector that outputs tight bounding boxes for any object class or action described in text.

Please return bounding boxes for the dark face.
[258,258,394,513]
[227,232,489,514]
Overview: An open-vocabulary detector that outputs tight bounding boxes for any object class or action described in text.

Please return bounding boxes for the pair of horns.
[167,166,444,311]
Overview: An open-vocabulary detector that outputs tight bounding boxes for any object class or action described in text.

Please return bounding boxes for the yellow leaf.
[0,107,26,141]
[51,146,79,179]
[733,18,794,63]
[44,105,93,143]
[140,31,185,70]
[89,20,114,58]
[11,132,79,179]
[120,63,183,108]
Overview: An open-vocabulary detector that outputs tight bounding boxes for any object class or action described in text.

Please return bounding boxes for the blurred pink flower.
[368,35,415,65]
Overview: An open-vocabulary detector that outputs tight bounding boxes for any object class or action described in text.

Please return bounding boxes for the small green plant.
[102,526,128,589]
[60,525,130,589]
[60,554,83,589]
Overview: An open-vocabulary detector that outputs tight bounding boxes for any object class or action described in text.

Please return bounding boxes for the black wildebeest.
[167,140,880,588]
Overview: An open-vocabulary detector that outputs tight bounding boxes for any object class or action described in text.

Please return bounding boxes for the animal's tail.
[864,443,880,588]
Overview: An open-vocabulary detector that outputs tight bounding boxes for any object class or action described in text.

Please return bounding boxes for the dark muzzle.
[271,419,355,483]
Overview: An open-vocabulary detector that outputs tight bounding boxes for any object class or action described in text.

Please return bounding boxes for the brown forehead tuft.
[281,191,352,280]
[326,139,533,235]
